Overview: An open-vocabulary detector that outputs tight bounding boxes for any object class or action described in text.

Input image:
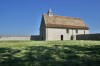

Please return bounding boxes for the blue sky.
[0,0,100,35]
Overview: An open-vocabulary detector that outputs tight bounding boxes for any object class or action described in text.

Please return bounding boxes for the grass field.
[0,40,100,66]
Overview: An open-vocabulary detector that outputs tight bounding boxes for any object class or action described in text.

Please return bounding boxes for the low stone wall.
[76,33,100,40]
[0,36,31,41]
[0,35,41,41]
[30,35,40,40]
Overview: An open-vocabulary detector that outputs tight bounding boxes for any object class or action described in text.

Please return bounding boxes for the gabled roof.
[43,14,89,29]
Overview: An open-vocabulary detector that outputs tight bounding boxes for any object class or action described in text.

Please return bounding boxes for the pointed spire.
[47,8,53,16]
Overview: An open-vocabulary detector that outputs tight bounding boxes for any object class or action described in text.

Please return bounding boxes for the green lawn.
[0,40,100,66]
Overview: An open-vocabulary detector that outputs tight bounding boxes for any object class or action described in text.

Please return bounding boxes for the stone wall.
[30,35,40,40]
[46,28,89,41]
[0,36,31,41]
[0,35,41,41]
[76,33,100,40]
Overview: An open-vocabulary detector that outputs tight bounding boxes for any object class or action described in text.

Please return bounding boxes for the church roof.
[43,14,89,29]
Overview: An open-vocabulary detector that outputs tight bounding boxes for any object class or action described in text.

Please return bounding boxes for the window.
[66,29,69,33]
[76,30,78,33]
[84,31,85,34]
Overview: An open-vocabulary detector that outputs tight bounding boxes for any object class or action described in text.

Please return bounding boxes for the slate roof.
[43,14,89,29]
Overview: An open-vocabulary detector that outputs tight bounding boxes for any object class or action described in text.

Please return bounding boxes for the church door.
[61,35,63,40]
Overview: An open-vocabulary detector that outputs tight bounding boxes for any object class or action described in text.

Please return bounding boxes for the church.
[0,9,90,41]
[40,9,89,41]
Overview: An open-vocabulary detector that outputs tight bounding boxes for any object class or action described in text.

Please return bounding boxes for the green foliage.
[0,40,100,66]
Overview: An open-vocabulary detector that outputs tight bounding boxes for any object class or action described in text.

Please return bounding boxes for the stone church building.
[0,9,90,41]
[40,9,89,41]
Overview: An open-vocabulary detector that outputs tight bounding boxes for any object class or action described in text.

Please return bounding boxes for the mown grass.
[0,40,100,66]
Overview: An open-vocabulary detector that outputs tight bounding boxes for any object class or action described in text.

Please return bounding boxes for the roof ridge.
[44,14,82,20]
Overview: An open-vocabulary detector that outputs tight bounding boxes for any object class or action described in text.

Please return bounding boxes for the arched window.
[84,31,85,34]
[76,30,78,33]
[66,29,69,33]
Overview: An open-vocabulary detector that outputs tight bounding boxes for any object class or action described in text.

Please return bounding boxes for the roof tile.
[43,14,89,29]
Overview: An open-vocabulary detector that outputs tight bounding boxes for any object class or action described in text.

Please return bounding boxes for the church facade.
[40,9,89,41]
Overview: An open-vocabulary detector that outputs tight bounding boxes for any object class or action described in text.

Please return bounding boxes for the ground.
[0,40,100,66]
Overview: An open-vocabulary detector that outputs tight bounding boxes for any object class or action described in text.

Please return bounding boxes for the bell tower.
[47,8,53,16]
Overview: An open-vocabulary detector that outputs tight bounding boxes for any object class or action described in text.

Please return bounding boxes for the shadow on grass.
[0,45,100,66]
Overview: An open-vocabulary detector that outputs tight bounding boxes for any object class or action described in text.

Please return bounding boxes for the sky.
[0,0,100,35]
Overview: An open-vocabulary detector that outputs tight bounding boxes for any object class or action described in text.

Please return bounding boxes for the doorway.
[71,36,73,40]
[61,35,63,40]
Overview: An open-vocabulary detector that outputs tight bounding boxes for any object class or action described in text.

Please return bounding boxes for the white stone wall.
[0,36,31,41]
[46,28,70,41]
[46,28,89,41]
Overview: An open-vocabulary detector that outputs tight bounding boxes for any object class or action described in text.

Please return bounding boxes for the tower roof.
[48,8,52,13]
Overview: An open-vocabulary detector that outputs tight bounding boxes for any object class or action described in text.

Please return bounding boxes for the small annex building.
[40,9,89,41]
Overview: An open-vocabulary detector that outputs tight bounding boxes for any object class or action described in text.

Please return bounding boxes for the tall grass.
[0,40,100,66]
